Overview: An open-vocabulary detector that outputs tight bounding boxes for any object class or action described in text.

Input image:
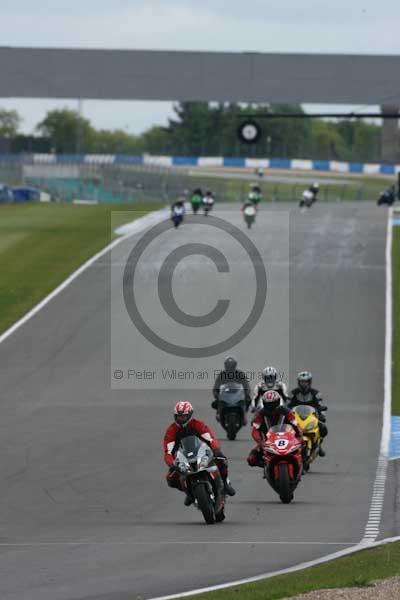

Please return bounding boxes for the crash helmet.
[174,401,194,427]
[224,356,237,372]
[310,182,319,193]
[297,371,312,392]
[262,390,282,414]
[262,366,278,388]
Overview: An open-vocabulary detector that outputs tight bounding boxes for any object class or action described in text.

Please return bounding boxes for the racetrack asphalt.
[0,202,388,600]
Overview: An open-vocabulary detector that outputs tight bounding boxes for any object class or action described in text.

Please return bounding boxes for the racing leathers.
[251,380,288,411]
[247,407,303,467]
[248,191,262,206]
[288,388,328,440]
[212,369,251,410]
[163,418,230,490]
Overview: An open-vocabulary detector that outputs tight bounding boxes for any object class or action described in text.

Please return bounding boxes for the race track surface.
[0,202,387,600]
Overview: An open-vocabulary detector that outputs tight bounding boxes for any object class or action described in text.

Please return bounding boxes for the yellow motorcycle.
[292,405,321,472]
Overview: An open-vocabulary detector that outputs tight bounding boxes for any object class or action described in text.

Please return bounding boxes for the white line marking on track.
[0,208,168,347]
[149,536,400,600]
[0,541,357,547]
[360,207,392,544]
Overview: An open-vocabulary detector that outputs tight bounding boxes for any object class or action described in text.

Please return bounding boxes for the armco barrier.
[1,153,400,175]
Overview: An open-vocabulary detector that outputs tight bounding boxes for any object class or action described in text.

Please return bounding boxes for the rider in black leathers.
[212,356,251,411]
[288,371,328,457]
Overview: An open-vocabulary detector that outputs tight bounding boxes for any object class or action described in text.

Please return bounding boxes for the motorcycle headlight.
[199,454,211,469]
[178,461,189,473]
[305,421,316,431]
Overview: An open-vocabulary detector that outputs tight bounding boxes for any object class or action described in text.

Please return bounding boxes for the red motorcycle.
[262,420,303,503]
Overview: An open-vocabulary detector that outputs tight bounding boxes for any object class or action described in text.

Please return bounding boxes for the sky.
[1,0,399,135]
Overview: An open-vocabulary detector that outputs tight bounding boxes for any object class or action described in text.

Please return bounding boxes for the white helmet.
[262,366,278,388]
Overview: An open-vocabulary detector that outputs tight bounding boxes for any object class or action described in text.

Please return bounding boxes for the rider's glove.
[177,462,189,473]
[276,405,289,417]
[213,448,226,461]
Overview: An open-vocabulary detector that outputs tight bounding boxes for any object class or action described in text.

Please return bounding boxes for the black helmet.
[262,390,281,414]
[224,356,237,372]
[297,371,312,392]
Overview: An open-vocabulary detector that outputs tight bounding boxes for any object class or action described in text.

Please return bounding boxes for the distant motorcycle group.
[170,189,216,228]
[164,361,328,524]
[170,184,263,230]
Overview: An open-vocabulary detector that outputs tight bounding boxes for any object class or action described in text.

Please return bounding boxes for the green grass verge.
[188,173,387,203]
[0,201,162,334]
[393,221,400,416]
[188,542,400,600]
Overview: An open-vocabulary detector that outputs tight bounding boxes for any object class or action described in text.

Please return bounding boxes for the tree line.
[0,102,383,162]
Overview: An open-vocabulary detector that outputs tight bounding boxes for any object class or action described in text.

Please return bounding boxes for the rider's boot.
[223,478,236,497]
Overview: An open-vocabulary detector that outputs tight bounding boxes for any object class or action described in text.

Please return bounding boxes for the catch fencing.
[0,154,385,204]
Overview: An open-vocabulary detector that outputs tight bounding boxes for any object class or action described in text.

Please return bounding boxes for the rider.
[163,401,236,505]
[212,356,251,411]
[191,187,202,214]
[170,197,185,228]
[288,371,328,457]
[309,182,319,202]
[251,366,288,411]
[247,390,303,467]
[248,184,262,207]
[202,190,215,214]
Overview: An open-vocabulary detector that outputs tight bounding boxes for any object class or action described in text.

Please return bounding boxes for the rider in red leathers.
[163,401,236,505]
[247,391,303,468]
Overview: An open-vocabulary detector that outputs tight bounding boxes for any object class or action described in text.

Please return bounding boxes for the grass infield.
[188,541,400,600]
[0,201,162,334]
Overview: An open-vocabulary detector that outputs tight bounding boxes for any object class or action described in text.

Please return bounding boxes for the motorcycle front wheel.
[194,485,215,524]
[226,413,238,440]
[278,464,294,504]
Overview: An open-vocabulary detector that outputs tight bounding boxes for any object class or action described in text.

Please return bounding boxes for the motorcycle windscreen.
[269,424,294,434]
[219,382,245,404]
[180,435,203,462]
[293,405,316,419]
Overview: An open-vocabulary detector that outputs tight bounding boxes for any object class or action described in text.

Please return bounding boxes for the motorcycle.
[171,204,184,228]
[175,435,226,524]
[217,383,247,440]
[292,405,321,472]
[243,203,257,229]
[377,187,396,206]
[262,418,303,503]
[202,196,215,216]
[299,189,316,208]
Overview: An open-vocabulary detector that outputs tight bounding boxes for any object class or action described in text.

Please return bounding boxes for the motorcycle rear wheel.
[278,464,294,504]
[194,485,216,524]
